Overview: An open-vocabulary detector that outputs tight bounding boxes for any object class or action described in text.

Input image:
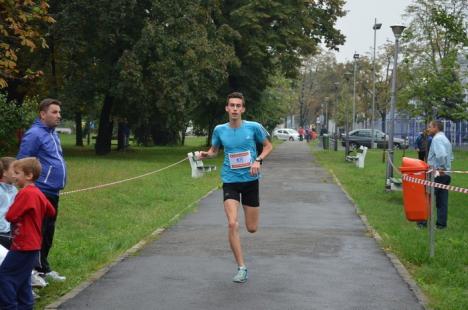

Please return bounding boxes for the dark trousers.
[417,151,426,161]
[36,194,59,273]
[0,232,11,249]
[0,250,39,310]
[435,175,451,227]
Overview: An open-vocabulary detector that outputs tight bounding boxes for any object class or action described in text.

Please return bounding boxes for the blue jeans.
[0,250,39,310]
[435,175,451,227]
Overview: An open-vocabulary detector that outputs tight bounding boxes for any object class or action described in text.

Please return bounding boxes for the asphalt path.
[57,141,423,310]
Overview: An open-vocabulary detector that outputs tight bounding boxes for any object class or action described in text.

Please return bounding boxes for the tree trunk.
[380,111,386,132]
[117,121,126,151]
[50,35,58,97]
[75,112,83,146]
[151,124,178,145]
[95,95,113,155]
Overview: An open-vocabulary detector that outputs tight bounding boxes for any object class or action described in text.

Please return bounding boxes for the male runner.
[198,92,272,283]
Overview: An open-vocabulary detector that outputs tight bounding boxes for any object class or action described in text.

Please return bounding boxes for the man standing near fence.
[198,92,272,283]
[419,120,453,229]
[17,98,67,281]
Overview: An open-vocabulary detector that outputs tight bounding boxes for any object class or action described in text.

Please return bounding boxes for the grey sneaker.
[44,271,66,282]
[232,267,248,283]
[31,271,47,288]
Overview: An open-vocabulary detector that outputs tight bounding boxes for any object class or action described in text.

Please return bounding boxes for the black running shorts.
[223,180,259,207]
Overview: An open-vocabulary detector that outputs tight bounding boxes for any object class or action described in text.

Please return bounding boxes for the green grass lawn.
[313,144,467,310]
[32,135,223,308]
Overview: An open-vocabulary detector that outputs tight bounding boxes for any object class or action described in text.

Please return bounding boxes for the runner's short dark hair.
[39,98,62,113]
[430,120,444,131]
[226,92,245,106]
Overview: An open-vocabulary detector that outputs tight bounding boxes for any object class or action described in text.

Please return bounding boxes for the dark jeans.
[417,174,451,228]
[435,174,451,227]
[0,250,39,310]
[417,151,426,161]
[36,194,59,273]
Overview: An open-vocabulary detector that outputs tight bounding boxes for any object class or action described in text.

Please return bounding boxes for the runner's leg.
[224,199,244,267]
[243,205,259,233]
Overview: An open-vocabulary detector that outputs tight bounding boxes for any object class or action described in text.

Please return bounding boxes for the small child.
[0,157,56,309]
[0,157,18,249]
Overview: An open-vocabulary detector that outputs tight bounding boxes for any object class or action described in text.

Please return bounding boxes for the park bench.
[187,152,216,178]
[345,145,368,168]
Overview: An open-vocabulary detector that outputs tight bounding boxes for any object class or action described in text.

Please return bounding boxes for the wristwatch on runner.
[255,156,263,164]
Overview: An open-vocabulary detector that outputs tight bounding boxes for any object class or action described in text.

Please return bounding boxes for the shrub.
[0,94,38,155]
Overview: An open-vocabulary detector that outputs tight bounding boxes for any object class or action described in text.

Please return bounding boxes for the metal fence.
[359,118,468,149]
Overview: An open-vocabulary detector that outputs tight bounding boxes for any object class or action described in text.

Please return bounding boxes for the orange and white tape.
[402,175,468,194]
[60,157,188,196]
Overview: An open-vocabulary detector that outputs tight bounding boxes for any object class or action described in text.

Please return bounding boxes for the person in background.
[17,98,67,282]
[0,157,17,249]
[414,129,432,161]
[298,127,305,141]
[0,157,56,309]
[417,120,453,229]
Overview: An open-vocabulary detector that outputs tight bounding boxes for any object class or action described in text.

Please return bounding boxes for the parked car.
[272,128,300,141]
[55,127,72,134]
[341,129,409,149]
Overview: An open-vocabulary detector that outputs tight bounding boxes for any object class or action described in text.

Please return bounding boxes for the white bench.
[187,152,216,178]
[345,146,368,168]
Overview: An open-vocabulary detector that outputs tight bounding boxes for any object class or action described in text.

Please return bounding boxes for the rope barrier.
[402,175,468,194]
[385,151,468,176]
[386,151,467,193]
[60,157,188,196]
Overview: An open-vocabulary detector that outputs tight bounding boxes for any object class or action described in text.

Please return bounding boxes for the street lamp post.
[342,73,351,157]
[352,53,359,130]
[324,97,329,132]
[386,25,405,190]
[371,19,382,149]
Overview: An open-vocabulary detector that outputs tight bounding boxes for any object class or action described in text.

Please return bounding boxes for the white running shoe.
[232,267,248,283]
[44,270,66,282]
[31,271,47,288]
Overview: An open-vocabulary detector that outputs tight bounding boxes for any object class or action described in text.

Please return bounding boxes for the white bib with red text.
[228,151,252,169]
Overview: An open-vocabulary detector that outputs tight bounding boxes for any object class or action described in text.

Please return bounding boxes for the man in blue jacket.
[17,98,67,281]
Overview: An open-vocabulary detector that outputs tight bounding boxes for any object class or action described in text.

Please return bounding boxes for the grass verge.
[312,145,467,310]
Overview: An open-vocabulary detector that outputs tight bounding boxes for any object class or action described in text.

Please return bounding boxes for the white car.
[272,128,300,141]
[55,127,72,134]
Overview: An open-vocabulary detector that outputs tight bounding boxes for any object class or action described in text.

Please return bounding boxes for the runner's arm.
[250,138,272,176]
[199,146,219,159]
[257,138,273,161]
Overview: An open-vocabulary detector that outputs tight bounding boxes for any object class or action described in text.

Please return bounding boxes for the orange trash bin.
[399,157,429,221]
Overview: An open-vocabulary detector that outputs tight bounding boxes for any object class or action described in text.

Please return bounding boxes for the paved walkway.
[57,142,423,310]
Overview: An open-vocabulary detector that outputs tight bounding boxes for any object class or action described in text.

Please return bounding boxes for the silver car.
[272,128,300,141]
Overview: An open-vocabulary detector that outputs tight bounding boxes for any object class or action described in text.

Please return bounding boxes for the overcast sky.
[333,0,411,63]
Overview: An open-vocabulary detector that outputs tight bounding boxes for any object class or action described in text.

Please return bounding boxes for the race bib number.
[228,151,252,169]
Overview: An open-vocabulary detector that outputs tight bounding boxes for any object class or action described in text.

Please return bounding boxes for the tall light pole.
[324,96,329,132]
[334,82,339,137]
[343,73,352,157]
[352,53,359,130]
[371,19,382,149]
[386,25,406,190]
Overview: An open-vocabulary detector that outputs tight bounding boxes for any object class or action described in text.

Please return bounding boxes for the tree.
[208,0,346,134]
[0,0,54,90]
[400,0,467,122]
[114,0,237,146]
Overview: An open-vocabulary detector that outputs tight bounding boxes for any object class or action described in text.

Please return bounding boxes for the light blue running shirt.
[212,121,269,183]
